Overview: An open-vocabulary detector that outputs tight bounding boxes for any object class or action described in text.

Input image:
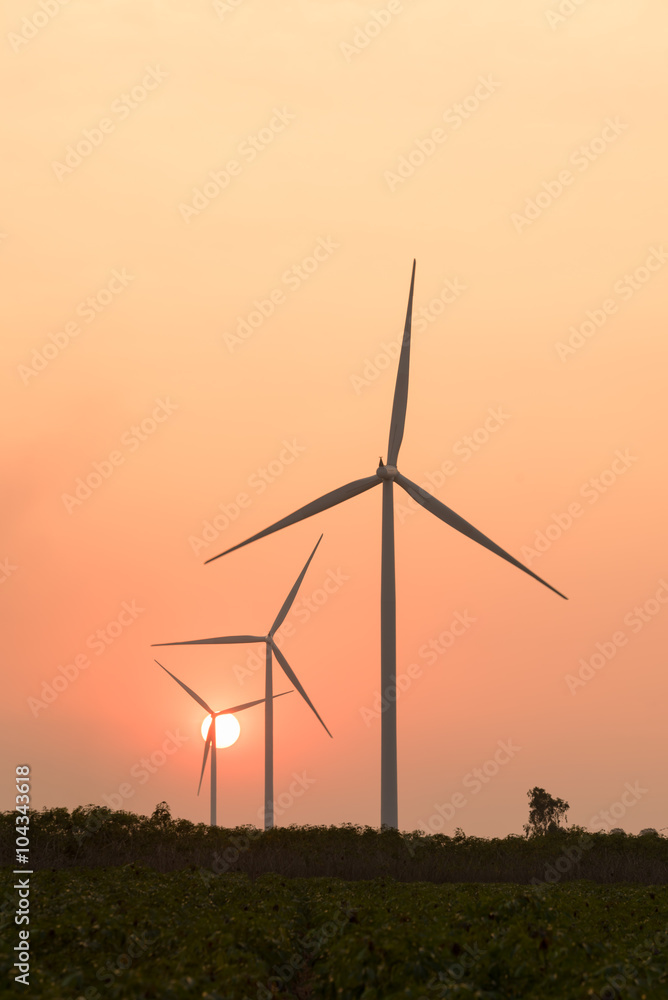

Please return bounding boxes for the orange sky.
[2,0,667,837]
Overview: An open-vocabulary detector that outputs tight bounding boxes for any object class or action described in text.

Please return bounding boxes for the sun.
[201,714,241,749]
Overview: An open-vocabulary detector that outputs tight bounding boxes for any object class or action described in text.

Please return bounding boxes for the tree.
[523,787,569,836]
[151,801,172,828]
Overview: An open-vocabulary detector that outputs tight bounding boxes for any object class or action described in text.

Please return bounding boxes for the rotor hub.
[376,464,398,480]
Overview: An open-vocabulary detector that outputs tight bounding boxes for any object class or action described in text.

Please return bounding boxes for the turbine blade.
[271,640,332,738]
[395,474,568,600]
[154,659,214,713]
[220,691,292,715]
[204,477,381,564]
[197,723,213,795]
[387,260,416,466]
[270,535,323,636]
[153,635,265,647]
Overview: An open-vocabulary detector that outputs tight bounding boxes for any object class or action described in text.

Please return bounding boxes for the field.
[1,867,668,999]
[2,810,668,997]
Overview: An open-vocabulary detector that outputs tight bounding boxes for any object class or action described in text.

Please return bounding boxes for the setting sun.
[201,714,241,749]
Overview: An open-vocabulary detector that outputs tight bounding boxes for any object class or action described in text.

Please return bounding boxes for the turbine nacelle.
[376,464,398,481]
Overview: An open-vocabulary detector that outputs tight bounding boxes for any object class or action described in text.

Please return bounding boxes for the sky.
[2,0,667,838]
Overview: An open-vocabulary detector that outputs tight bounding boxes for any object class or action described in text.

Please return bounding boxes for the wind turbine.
[154,659,290,826]
[202,260,567,830]
[154,535,331,829]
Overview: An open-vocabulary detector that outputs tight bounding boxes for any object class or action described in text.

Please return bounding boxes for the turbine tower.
[154,659,290,826]
[204,261,567,829]
[154,535,331,829]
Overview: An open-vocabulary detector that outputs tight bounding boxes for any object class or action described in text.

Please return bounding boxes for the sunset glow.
[3,0,667,838]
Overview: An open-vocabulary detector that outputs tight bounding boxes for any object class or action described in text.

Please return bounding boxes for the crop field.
[2,866,667,999]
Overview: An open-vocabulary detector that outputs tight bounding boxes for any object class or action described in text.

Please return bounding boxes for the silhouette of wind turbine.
[154,659,290,826]
[203,260,567,829]
[154,535,330,829]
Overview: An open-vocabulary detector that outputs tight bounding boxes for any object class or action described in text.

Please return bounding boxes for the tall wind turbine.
[154,659,290,826]
[202,260,567,830]
[154,535,331,829]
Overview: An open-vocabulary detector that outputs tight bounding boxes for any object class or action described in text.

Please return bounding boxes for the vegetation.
[2,866,667,998]
[523,787,570,837]
[3,802,667,996]
[1,804,667,884]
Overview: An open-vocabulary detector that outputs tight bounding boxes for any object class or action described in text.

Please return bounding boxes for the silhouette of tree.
[151,801,172,827]
[523,787,569,836]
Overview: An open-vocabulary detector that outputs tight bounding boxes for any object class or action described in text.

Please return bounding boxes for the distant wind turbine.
[154,659,290,826]
[202,260,567,830]
[154,535,331,829]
